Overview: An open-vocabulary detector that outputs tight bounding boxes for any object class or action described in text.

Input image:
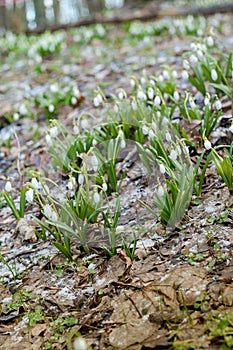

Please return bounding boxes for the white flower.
[94,94,103,107]
[118,91,124,100]
[204,95,210,106]
[92,139,98,146]
[211,69,218,81]
[172,70,178,79]
[165,132,172,142]
[90,155,98,171]
[5,180,12,192]
[43,204,58,222]
[73,125,79,135]
[142,125,149,135]
[183,60,190,70]
[73,86,80,97]
[19,104,28,115]
[182,70,189,80]
[140,76,146,85]
[50,84,58,93]
[68,177,75,190]
[197,50,203,59]
[147,87,154,100]
[169,149,178,161]
[71,97,77,105]
[113,104,119,113]
[130,78,135,88]
[121,139,126,149]
[31,178,39,190]
[158,74,164,82]
[48,104,55,113]
[73,337,87,350]
[190,55,198,66]
[137,89,146,101]
[163,70,169,80]
[49,126,58,138]
[13,113,20,121]
[93,192,100,204]
[78,173,84,185]
[157,185,164,197]
[26,188,34,204]
[206,36,214,47]
[173,91,180,101]
[102,183,108,191]
[154,95,161,107]
[204,139,212,150]
[215,99,222,110]
[189,97,196,109]
[131,100,137,110]
[148,129,155,139]
[229,125,233,133]
[159,163,166,174]
[149,79,155,86]
[45,134,52,146]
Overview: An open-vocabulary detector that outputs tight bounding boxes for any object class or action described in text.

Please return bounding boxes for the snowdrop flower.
[19,104,28,115]
[163,70,169,80]
[147,87,154,100]
[93,191,100,204]
[118,91,125,100]
[67,176,76,190]
[73,125,79,135]
[45,134,53,146]
[73,86,80,97]
[169,149,178,161]
[154,95,161,107]
[140,76,146,85]
[90,155,98,171]
[113,104,119,113]
[48,104,55,113]
[211,69,218,81]
[149,79,155,86]
[137,89,146,101]
[49,126,58,138]
[197,50,203,59]
[157,185,164,197]
[159,163,166,174]
[13,113,20,121]
[50,84,58,93]
[92,139,98,146]
[73,337,87,350]
[189,96,196,109]
[130,78,136,88]
[142,125,149,135]
[183,60,190,70]
[206,36,214,47]
[190,55,198,66]
[182,70,189,80]
[31,178,39,190]
[93,93,103,107]
[121,139,126,149]
[148,129,155,139]
[214,99,222,110]
[172,70,178,79]
[158,74,164,83]
[204,94,210,106]
[204,139,212,150]
[78,173,84,185]
[102,182,107,192]
[229,125,233,133]
[165,132,172,142]
[71,97,77,105]
[5,180,12,192]
[131,100,137,110]
[26,188,34,204]
[43,204,58,222]
[173,91,180,101]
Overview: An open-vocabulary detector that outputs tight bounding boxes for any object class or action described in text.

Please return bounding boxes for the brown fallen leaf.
[14,218,38,243]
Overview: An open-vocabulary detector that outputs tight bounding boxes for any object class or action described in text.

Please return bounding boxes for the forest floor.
[1,9,233,350]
